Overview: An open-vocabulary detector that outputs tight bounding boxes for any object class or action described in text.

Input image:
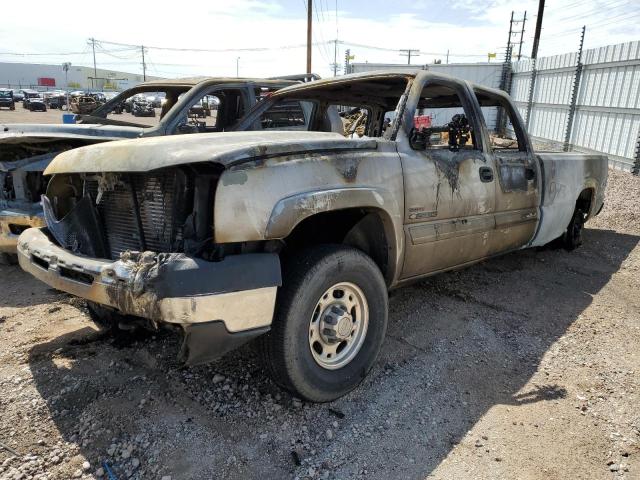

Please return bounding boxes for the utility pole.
[62,62,71,109]
[88,38,97,90]
[306,0,312,74]
[141,45,146,81]
[505,11,527,62]
[518,11,527,60]
[563,26,586,152]
[399,49,420,65]
[446,49,449,64]
[531,0,545,60]
[506,11,514,57]
[236,57,240,78]
[333,39,338,76]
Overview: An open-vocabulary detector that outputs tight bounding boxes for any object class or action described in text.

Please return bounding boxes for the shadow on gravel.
[25,228,639,479]
[0,264,66,309]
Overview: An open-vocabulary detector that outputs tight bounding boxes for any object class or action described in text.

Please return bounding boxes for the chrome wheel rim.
[309,282,369,370]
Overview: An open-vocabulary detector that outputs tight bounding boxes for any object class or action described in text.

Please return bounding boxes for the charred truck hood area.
[43,131,378,173]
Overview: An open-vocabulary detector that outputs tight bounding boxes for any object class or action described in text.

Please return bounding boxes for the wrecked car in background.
[0,76,299,261]
[17,71,607,402]
[0,89,16,110]
[69,95,98,115]
[131,95,156,117]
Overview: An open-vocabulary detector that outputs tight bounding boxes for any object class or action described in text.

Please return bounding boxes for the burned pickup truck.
[0,76,298,261]
[17,71,607,401]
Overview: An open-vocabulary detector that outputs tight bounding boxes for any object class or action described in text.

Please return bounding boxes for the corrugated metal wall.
[511,41,640,171]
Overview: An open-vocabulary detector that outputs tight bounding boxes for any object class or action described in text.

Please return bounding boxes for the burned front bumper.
[17,227,282,363]
[0,207,45,253]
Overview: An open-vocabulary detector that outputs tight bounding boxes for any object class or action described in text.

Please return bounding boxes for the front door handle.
[479,166,494,183]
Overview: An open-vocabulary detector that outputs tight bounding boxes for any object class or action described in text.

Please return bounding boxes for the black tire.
[562,208,585,251]
[260,245,388,402]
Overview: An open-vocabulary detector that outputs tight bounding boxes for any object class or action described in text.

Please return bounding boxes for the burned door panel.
[398,77,497,278]
[472,88,541,254]
[400,148,496,277]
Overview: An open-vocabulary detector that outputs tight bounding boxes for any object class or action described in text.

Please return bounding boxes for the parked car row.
[0,89,123,113]
[0,72,608,402]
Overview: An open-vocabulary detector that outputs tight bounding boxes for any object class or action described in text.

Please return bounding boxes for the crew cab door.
[472,88,541,253]
[397,75,497,279]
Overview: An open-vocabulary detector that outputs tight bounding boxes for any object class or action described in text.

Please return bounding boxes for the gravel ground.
[1,168,639,480]
[0,106,160,127]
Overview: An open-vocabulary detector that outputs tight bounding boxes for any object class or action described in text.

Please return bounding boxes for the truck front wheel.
[261,245,388,402]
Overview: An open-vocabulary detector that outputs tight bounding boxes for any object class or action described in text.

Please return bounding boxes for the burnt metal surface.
[42,195,107,258]
[44,131,378,174]
[0,207,45,253]
[83,171,191,260]
[17,228,280,332]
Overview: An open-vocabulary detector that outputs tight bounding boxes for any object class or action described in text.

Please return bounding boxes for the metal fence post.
[633,131,640,176]
[525,58,537,131]
[563,26,586,152]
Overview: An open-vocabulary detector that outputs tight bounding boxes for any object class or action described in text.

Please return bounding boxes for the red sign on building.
[37,77,56,87]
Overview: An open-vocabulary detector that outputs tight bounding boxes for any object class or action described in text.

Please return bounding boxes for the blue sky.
[1,0,639,79]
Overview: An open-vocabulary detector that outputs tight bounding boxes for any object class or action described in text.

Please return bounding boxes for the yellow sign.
[488,53,497,58]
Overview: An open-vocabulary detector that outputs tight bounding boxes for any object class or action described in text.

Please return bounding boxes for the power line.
[552,0,634,22]
[0,50,89,56]
[96,38,326,53]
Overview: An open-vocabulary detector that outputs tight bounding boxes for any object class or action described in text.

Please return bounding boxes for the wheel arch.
[265,188,401,285]
[576,186,595,218]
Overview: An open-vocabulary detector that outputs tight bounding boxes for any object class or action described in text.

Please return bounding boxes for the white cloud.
[0,0,638,80]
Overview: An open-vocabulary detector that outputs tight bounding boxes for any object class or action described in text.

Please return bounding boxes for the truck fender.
[264,186,398,239]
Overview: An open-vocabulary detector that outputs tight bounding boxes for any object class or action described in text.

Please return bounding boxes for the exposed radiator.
[85,170,190,260]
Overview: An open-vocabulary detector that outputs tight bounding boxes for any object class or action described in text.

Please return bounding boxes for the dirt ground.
[1,167,639,480]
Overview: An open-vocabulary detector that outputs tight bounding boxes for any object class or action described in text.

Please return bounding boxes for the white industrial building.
[347,62,503,129]
[0,62,163,91]
[347,62,502,89]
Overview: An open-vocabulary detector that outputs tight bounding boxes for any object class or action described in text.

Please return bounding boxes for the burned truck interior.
[239,76,411,138]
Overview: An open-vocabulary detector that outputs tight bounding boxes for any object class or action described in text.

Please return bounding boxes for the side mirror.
[408,128,427,150]
[177,122,197,134]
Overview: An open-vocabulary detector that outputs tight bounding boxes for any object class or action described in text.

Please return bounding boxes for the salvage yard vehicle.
[21,90,42,109]
[44,91,67,109]
[70,95,98,114]
[16,70,608,402]
[0,77,298,260]
[27,96,47,112]
[131,95,156,117]
[0,89,15,110]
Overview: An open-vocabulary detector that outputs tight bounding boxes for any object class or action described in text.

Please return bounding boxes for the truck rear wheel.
[562,208,585,251]
[261,245,388,402]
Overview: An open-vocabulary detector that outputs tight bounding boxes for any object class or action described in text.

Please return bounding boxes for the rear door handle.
[479,166,494,183]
